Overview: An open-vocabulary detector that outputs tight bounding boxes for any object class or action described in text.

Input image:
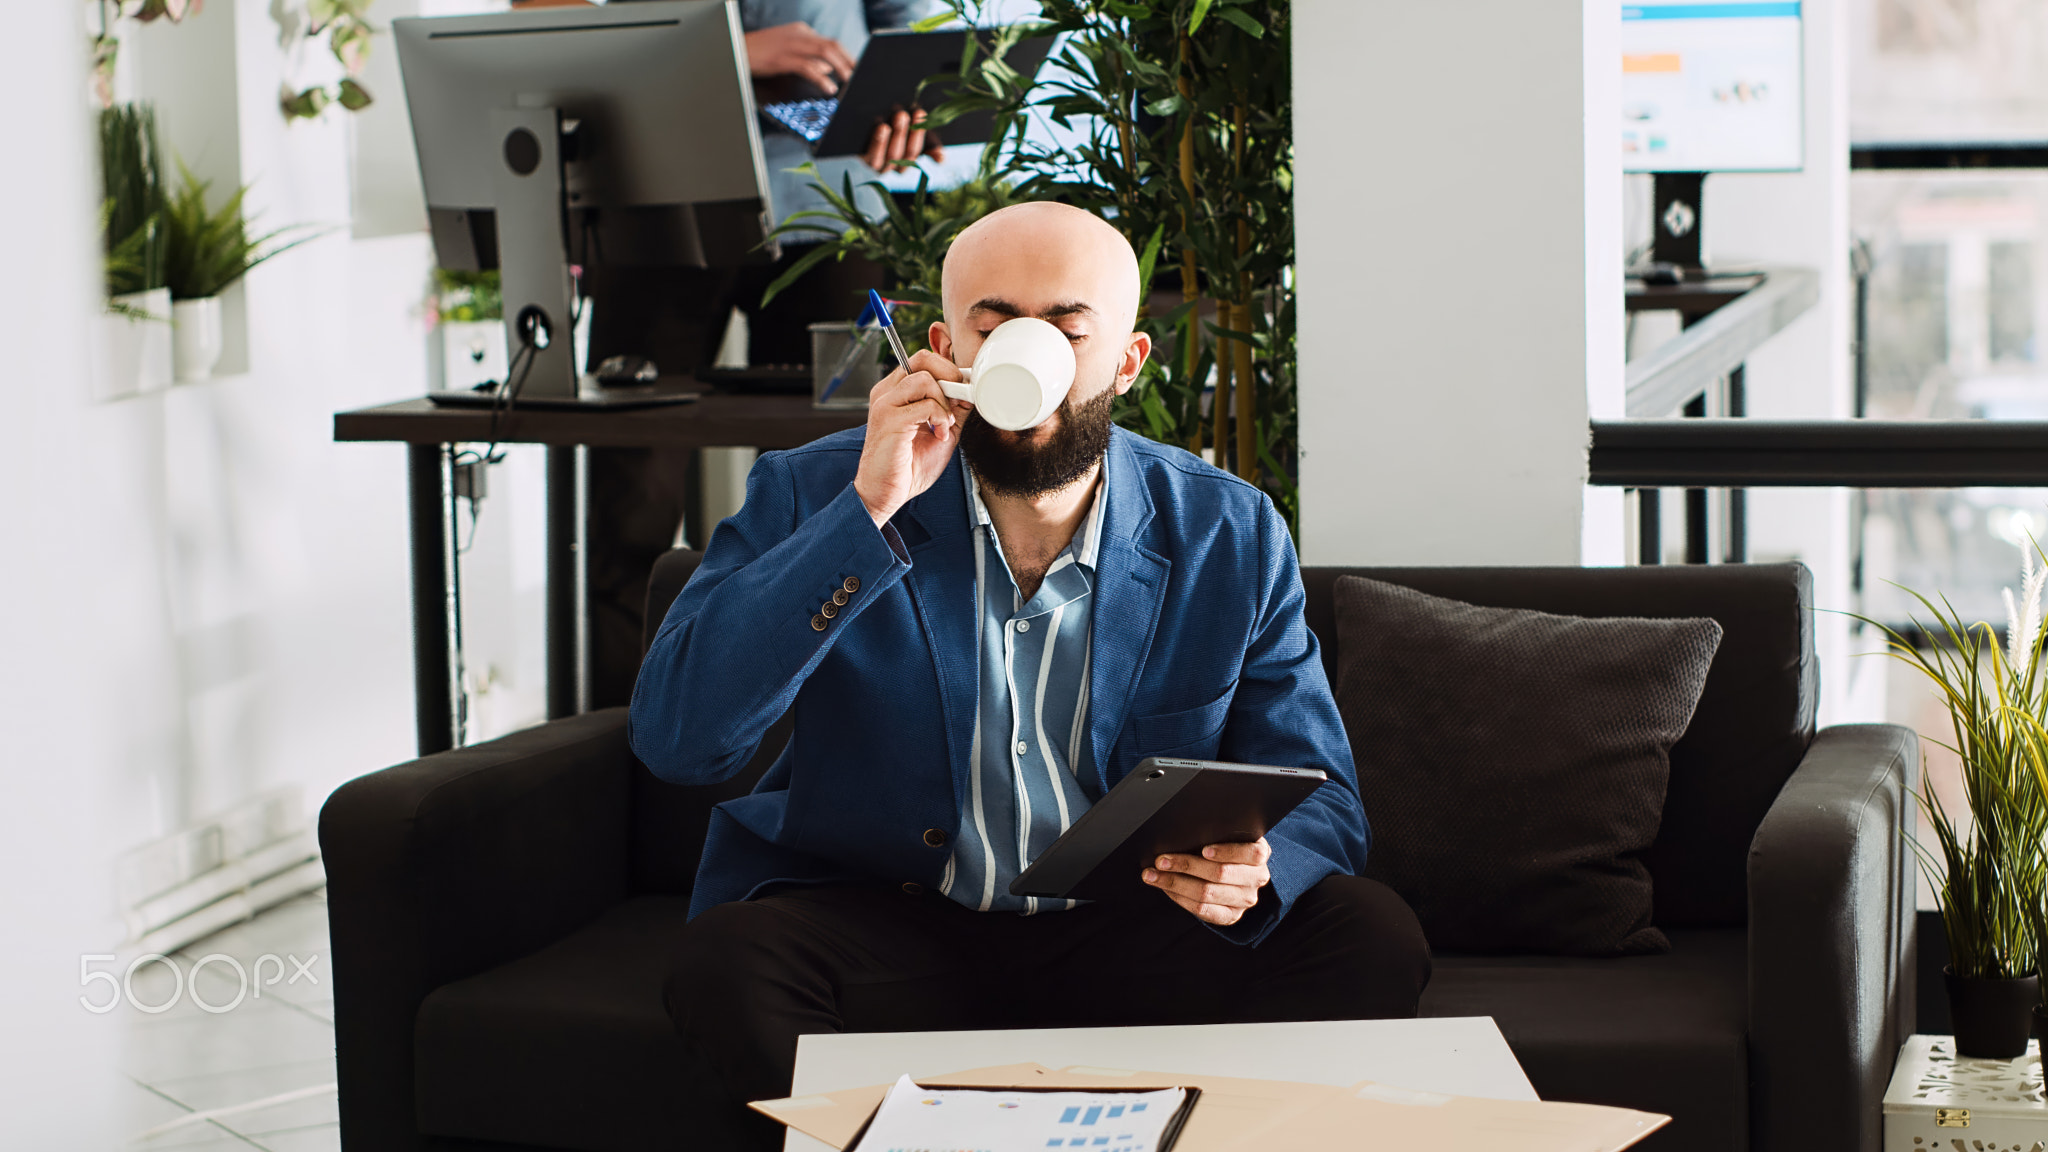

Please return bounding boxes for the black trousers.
[664,875,1431,1150]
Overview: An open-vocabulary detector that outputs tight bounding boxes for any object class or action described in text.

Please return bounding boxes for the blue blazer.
[629,426,1369,944]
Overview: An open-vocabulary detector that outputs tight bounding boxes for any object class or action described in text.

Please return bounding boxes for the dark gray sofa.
[321,555,1917,1152]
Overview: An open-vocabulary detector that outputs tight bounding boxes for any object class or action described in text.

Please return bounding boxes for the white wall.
[1707,0,1878,725]
[1295,0,1624,567]
[0,4,123,1142]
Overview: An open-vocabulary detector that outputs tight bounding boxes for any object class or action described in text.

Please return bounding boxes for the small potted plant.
[427,269,505,391]
[1866,553,2048,1058]
[98,101,171,400]
[161,161,321,382]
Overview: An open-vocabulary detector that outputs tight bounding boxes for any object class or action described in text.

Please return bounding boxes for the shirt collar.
[963,450,1110,570]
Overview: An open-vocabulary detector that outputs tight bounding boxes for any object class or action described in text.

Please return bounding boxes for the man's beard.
[959,382,1117,499]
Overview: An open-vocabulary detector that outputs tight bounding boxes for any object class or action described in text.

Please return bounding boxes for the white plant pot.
[172,296,225,383]
[436,320,508,392]
[92,287,173,402]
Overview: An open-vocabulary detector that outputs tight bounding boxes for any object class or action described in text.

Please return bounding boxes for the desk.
[334,391,865,755]
[783,1017,1537,1152]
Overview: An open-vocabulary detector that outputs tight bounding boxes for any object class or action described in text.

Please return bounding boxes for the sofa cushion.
[415,896,726,1152]
[1331,576,1722,956]
[1421,928,1748,1152]
[1302,564,1816,930]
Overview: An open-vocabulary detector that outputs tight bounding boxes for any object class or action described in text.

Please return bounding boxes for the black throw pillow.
[1331,576,1722,957]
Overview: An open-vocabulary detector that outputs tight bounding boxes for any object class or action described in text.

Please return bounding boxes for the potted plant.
[427,269,506,391]
[160,161,321,382]
[98,101,171,399]
[1864,554,2048,1057]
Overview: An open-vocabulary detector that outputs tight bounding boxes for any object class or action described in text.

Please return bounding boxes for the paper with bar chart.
[850,1075,1187,1152]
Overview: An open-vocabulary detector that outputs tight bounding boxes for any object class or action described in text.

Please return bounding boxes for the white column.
[1294,0,1623,566]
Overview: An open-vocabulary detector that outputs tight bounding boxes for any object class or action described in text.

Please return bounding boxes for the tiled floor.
[117,891,339,1151]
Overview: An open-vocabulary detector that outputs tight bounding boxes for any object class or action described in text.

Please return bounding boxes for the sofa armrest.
[1747,722,1919,1152]
[319,708,636,1152]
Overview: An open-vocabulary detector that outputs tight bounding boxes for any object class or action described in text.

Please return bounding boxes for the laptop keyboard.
[763,98,837,144]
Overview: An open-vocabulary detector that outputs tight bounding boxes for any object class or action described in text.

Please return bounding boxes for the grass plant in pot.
[100,101,171,398]
[1864,555,2048,1057]
[162,160,321,382]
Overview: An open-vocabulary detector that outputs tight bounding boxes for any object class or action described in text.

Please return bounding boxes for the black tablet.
[762,28,1057,158]
[1009,758,1328,903]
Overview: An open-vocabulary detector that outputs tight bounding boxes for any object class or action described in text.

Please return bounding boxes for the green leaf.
[1135,223,1166,293]
[911,12,954,32]
[336,78,372,112]
[1189,0,1215,33]
[1215,7,1265,37]
[1144,94,1186,117]
[759,242,843,309]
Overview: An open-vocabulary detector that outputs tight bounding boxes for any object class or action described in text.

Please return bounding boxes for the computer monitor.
[394,0,775,396]
[1621,1,1805,271]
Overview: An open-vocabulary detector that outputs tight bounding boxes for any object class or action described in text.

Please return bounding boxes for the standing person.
[633,202,1431,1149]
[580,0,951,714]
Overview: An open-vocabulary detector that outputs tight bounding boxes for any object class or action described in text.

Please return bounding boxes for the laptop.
[761,27,1057,158]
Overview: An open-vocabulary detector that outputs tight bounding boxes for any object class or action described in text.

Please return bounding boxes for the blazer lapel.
[1085,430,1170,794]
[898,453,979,807]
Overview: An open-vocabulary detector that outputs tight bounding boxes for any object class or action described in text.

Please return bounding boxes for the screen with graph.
[1623,2,1805,173]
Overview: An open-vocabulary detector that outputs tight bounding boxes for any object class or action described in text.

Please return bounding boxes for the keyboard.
[763,98,838,144]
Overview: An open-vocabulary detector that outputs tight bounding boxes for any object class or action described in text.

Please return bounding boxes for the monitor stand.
[489,106,579,399]
[1650,171,1706,280]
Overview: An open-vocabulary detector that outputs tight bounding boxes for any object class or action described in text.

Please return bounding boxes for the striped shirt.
[938,459,1108,914]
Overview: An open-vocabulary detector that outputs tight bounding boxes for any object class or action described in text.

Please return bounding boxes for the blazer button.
[821,601,839,619]
[843,576,861,594]
[832,588,849,606]
[811,614,828,632]
[901,881,924,896]
[923,828,947,848]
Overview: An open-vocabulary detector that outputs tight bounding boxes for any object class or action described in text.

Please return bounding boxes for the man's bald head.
[940,202,1142,337]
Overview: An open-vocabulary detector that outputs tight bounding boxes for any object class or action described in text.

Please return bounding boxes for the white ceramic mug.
[939,316,1077,431]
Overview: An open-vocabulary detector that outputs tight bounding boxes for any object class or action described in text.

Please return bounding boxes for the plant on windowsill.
[160,161,325,382]
[1859,552,2048,1058]
[99,101,173,398]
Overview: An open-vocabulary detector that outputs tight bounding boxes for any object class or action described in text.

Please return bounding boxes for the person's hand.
[853,349,973,527]
[745,22,857,94]
[862,107,945,172]
[1143,838,1272,926]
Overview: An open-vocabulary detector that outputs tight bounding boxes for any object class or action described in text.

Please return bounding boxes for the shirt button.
[1016,740,1029,756]
[923,828,947,848]
[833,588,849,606]
[821,600,839,619]
[1015,619,1030,633]
[811,614,828,631]
[843,576,861,594]
[901,881,924,896]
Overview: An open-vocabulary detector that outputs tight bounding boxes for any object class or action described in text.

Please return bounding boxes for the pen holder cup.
[810,322,884,410]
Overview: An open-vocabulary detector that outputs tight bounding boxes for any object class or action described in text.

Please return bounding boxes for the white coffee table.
[783,1016,1533,1151]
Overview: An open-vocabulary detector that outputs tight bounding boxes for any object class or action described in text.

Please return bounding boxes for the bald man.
[632,204,1429,1147]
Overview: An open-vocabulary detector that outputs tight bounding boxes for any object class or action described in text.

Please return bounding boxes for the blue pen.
[867,289,915,372]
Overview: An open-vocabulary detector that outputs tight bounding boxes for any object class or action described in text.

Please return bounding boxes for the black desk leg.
[1683,394,1709,563]
[546,445,578,720]
[1725,364,1748,563]
[1637,488,1662,565]
[408,443,459,756]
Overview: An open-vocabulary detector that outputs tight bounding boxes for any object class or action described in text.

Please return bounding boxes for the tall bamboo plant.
[930,0,1296,519]
[769,0,1298,526]
[1861,552,2048,982]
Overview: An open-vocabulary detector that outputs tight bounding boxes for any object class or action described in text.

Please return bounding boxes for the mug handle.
[939,378,975,402]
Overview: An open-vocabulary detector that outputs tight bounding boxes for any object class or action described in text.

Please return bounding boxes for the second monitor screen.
[1623,2,1804,174]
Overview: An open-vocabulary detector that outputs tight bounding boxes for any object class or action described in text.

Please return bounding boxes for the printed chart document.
[849,1074,1189,1152]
